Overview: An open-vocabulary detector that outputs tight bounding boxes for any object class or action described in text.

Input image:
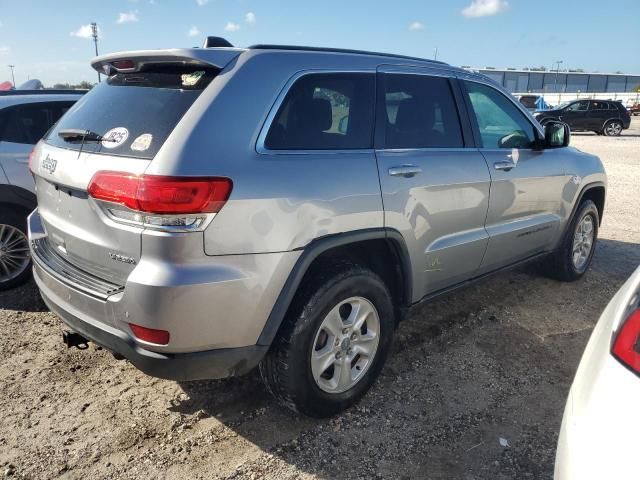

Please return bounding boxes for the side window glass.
[264,73,374,150]
[464,81,536,149]
[566,101,589,112]
[0,103,52,144]
[589,101,607,110]
[383,74,463,149]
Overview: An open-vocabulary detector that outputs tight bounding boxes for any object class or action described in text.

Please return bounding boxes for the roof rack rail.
[248,44,446,65]
[0,89,88,96]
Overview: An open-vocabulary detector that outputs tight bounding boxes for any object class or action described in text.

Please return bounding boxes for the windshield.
[555,101,572,110]
[46,65,218,159]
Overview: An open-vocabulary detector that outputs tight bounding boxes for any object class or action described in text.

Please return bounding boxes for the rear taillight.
[128,323,170,345]
[88,171,232,214]
[612,308,640,376]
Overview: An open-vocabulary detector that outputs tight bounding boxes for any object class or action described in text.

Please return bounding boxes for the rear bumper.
[35,263,268,381]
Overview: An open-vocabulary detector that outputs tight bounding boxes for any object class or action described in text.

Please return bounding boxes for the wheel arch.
[257,228,412,346]
[571,182,605,227]
[0,184,37,214]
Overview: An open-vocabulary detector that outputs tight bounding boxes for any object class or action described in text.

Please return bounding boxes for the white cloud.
[408,21,424,31]
[70,24,99,39]
[224,22,240,32]
[196,0,209,5]
[245,12,256,25]
[117,11,139,24]
[0,46,10,56]
[188,26,200,37]
[462,0,508,18]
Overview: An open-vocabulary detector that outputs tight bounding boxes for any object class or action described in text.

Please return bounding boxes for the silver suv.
[28,41,606,417]
[0,90,83,290]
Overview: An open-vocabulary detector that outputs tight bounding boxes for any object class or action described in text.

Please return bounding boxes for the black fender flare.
[256,228,412,346]
[568,181,605,226]
[0,184,37,214]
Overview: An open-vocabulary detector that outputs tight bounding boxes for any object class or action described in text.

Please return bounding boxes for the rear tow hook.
[62,330,89,350]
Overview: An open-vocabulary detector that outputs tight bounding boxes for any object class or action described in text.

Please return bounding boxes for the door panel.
[375,70,491,300]
[559,100,589,129]
[0,141,33,192]
[462,80,566,273]
[478,148,566,272]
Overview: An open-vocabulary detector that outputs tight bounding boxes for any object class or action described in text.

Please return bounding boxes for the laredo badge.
[101,127,129,149]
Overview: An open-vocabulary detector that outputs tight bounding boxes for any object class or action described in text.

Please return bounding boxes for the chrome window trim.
[255,69,376,155]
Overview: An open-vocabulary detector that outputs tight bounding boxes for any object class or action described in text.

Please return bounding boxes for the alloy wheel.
[572,214,594,271]
[0,224,30,283]
[310,296,380,394]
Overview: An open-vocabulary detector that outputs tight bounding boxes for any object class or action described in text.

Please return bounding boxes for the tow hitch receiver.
[62,330,89,350]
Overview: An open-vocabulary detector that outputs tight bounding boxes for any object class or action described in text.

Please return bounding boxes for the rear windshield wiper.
[58,129,113,143]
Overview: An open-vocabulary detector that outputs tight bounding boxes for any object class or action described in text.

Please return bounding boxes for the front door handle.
[494,161,515,171]
[388,165,422,178]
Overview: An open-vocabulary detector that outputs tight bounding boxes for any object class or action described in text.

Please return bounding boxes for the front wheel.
[603,120,623,136]
[545,200,599,281]
[260,262,395,417]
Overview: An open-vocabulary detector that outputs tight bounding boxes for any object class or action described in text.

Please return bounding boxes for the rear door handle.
[388,165,422,178]
[494,161,515,171]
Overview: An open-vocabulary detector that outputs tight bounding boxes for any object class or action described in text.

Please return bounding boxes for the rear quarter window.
[264,73,375,150]
[46,66,218,159]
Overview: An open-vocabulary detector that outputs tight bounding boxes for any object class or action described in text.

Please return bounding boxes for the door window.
[565,101,589,112]
[382,74,463,149]
[464,81,536,149]
[589,101,609,110]
[0,102,54,144]
[264,73,375,150]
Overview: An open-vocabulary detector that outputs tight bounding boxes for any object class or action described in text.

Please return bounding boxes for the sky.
[0,0,639,86]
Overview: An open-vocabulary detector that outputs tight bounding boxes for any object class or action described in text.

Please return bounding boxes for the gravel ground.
[1,119,639,480]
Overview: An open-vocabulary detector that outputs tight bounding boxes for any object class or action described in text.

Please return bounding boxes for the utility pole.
[553,60,563,93]
[8,65,15,87]
[433,47,438,61]
[91,22,100,83]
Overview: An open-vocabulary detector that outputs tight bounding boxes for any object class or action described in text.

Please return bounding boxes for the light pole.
[8,65,15,87]
[433,47,438,61]
[553,60,563,93]
[91,22,100,83]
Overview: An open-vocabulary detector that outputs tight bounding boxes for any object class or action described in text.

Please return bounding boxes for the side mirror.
[544,121,570,148]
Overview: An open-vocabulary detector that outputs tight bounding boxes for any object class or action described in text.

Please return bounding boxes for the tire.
[603,119,623,136]
[0,209,32,291]
[545,200,599,282]
[259,260,395,417]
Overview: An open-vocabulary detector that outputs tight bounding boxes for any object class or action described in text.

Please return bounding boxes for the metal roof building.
[468,68,640,94]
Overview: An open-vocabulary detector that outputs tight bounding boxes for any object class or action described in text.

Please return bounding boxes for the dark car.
[534,99,631,136]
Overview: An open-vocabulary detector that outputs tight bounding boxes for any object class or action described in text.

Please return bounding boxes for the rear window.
[46,65,218,159]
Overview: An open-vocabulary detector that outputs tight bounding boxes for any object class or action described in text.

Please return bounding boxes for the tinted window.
[47,66,218,159]
[383,74,463,149]
[589,101,609,110]
[464,81,536,149]
[566,100,589,112]
[265,73,374,150]
[0,102,64,144]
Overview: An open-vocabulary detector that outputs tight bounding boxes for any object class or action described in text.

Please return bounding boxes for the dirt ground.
[1,119,639,480]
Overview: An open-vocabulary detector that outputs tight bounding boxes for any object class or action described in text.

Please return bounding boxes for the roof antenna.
[202,37,234,48]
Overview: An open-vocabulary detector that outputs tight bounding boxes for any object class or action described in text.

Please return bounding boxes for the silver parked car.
[0,90,83,289]
[28,40,606,417]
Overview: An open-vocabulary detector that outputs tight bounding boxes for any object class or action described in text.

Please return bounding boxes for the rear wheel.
[545,200,598,281]
[0,210,32,291]
[260,261,395,417]
[603,120,623,136]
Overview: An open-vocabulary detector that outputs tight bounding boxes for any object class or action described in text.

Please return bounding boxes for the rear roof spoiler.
[91,48,244,75]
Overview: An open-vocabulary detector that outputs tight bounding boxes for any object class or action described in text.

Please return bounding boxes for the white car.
[555,265,640,479]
